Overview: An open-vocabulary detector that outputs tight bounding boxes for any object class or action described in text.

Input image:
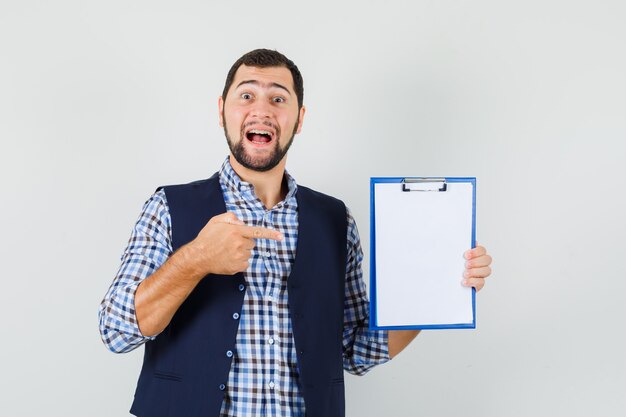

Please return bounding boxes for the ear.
[218,96,224,127]
[295,105,306,134]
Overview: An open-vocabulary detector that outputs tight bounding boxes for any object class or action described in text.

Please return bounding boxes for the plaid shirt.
[99,158,389,417]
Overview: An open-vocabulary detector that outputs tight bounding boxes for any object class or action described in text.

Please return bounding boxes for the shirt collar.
[218,157,298,207]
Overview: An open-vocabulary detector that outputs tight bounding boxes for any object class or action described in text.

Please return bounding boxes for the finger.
[235,261,250,273]
[464,266,492,279]
[466,254,492,269]
[239,225,284,241]
[462,277,485,292]
[464,245,486,259]
[232,238,255,253]
[211,212,245,225]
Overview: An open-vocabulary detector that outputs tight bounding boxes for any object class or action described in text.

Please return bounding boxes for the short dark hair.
[222,49,304,109]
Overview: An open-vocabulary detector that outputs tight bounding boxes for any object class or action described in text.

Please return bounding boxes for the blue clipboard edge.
[368,177,477,330]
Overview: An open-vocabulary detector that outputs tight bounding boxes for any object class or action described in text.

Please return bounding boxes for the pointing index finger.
[239,225,284,241]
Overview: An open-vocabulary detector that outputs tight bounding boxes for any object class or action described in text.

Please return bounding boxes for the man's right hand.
[187,212,284,276]
[135,212,282,336]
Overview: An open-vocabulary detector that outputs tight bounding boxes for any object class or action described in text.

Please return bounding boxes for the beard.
[224,115,299,172]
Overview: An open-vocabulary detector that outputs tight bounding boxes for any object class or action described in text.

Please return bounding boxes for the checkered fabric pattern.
[98,158,389,417]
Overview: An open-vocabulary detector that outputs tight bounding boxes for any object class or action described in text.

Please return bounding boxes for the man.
[99,49,493,417]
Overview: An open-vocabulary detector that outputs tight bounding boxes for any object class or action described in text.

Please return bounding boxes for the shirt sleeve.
[342,207,390,375]
[98,189,173,353]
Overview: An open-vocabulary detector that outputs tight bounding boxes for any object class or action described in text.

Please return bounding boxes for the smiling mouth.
[245,129,273,144]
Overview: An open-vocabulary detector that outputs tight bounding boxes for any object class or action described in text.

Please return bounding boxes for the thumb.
[210,212,245,226]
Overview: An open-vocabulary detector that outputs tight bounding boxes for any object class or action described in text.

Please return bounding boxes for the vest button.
[226,350,233,358]
[232,312,240,320]
[219,384,226,391]
[238,284,245,292]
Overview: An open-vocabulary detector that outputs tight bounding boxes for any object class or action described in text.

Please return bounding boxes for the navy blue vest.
[130,173,348,417]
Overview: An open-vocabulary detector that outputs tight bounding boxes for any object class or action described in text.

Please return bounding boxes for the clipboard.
[369,177,477,330]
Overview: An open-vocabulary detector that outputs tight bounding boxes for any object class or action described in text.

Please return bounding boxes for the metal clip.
[402,178,447,192]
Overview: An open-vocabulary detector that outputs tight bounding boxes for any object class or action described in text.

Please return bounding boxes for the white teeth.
[249,129,271,136]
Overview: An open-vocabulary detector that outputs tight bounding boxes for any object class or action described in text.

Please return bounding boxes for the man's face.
[219,65,305,172]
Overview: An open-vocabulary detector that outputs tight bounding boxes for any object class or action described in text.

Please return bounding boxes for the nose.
[250,99,273,119]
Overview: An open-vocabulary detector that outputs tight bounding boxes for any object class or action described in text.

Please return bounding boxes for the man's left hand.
[462,244,492,292]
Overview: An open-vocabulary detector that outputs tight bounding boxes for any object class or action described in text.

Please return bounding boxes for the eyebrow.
[235,80,292,96]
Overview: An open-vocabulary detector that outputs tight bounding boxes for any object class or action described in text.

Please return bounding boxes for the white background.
[1,1,625,416]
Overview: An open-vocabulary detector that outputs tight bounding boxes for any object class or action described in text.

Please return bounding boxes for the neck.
[229,155,288,209]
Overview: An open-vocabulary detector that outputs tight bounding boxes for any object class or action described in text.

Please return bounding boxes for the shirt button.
[268,381,275,389]
[268,337,275,345]
[238,284,245,292]
[226,350,233,358]
[264,251,271,258]
[232,312,240,320]
[219,384,226,391]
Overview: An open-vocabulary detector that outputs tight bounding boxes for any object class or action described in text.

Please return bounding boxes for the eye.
[241,93,252,100]
[272,96,285,103]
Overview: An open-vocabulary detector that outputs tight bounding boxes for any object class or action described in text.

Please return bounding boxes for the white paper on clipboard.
[371,178,475,329]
